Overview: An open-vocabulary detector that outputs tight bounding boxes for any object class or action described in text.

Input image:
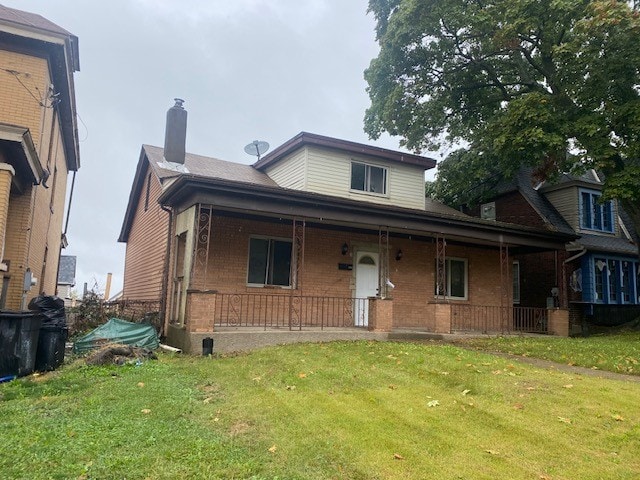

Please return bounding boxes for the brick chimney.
[164,98,187,164]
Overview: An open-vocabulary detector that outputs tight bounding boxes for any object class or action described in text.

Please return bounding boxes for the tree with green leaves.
[365,0,640,228]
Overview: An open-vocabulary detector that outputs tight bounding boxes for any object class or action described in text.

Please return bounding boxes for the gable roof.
[253,132,437,171]
[0,4,73,36]
[494,167,637,254]
[119,145,277,242]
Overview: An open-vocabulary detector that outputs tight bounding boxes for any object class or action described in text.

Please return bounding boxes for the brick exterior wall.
[122,164,169,301]
[0,49,71,309]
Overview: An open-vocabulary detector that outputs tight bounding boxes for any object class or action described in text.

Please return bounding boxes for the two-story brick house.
[0,5,80,310]
[468,168,639,332]
[120,101,575,352]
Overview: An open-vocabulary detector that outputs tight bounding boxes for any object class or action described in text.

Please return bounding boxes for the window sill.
[246,284,292,290]
[349,189,389,199]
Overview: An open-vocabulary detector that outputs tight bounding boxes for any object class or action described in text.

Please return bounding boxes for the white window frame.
[435,257,468,300]
[246,236,293,288]
[350,161,388,196]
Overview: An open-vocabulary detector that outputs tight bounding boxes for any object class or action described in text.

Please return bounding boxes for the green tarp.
[73,318,159,354]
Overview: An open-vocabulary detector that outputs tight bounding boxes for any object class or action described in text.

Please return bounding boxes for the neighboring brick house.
[56,255,76,306]
[119,101,574,352]
[0,5,80,310]
[467,169,639,332]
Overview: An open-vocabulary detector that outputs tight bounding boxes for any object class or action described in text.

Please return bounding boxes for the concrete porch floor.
[189,327,388,354]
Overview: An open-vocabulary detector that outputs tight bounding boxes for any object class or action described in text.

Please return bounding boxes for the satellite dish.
[244,140,270,160]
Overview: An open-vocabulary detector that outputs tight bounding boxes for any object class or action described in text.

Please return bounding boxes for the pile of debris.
[85,344,157,366]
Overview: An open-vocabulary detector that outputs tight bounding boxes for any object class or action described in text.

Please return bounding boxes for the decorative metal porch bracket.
[191,204,213,290]
[289,218,305,330]
[499,242,510,333]
[378,226,390,298]
[435,235,447,301]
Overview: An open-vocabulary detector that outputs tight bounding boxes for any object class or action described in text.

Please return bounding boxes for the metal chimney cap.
[173,98,185,108]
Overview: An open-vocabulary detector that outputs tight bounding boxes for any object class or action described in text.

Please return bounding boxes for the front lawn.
[460,331,640,375]
[1,340,639,479]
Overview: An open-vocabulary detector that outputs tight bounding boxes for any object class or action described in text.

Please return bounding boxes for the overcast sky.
[4,0,442,297]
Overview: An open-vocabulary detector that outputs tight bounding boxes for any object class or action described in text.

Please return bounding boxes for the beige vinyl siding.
[122,166,169,301]
[303,146,426,210]
[545,187,580,230]
[545,186,619,235]
[265,149,307,190]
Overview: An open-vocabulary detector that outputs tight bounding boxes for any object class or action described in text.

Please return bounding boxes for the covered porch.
[159,176,573,352]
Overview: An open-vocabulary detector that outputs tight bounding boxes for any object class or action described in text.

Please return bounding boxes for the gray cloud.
[4,0,439,296]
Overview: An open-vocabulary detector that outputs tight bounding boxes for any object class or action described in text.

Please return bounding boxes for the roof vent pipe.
[163,98,187,164]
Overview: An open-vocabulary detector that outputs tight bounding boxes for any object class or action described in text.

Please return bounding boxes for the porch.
[162,199,572,352]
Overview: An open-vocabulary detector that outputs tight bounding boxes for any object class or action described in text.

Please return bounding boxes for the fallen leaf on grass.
[611,414,624,422]
[557,417,571,424]
[513,403,524,410]
[393,453,404,460]
[388,384,397,390]
[203,397,213,404]
[137,382,145,388]
[461,389,471,396]
[563,384,573,389]
[427,400,440,407]
[268,445,277,453]
[539,474,552,480]
[141,409,151,414]
[298,372,307,378]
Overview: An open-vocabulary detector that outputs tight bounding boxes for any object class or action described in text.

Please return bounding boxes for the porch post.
[191,204,213,290]
[378,226,390,298]
[289,218,305,330]
[499,242,510,334]
[435,235,446,300]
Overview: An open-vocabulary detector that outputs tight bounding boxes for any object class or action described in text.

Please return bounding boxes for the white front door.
[355,251,379,326]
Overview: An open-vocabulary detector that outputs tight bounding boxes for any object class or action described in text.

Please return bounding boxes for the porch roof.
[159,174,577,252]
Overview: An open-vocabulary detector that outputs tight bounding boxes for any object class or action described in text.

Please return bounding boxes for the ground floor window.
[593,257,639,304]
[435,257,467,299]
[247,237,292,286]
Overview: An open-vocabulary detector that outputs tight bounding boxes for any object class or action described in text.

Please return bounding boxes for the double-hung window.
[435,257,468,299]
[247,237,292,286]
[351,161,387,195]
[580,189,613,232]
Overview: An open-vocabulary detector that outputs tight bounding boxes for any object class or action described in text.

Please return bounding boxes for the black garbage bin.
[35,325,68,371]
[29,295,67,373]
[0,311,42,378]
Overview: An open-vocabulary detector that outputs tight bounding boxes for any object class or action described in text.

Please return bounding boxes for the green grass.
[1,340,639,479]
[460,331,640,375]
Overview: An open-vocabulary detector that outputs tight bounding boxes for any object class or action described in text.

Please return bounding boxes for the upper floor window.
[350,161,387,195]
[580,189,613,232]
[247,237,292,287]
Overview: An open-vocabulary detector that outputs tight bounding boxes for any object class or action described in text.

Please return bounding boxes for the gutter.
[564,247,587,264]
